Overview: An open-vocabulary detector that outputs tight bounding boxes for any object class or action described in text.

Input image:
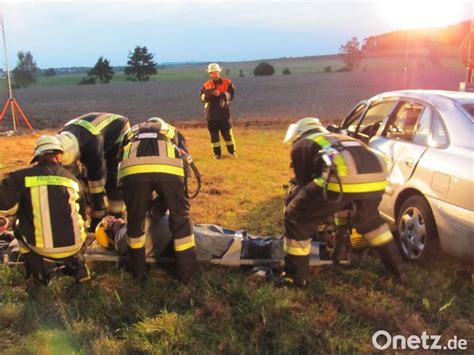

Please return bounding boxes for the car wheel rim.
[399,206,426,260]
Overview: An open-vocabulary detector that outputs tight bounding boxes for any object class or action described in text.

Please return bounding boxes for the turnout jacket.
[291,130,388,199]
[59,112,130,214]
[118,121,188,187]
[200,77,235,121]
[0,161,87,259]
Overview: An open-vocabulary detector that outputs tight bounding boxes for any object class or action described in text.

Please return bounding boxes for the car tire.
[396,195,439,262]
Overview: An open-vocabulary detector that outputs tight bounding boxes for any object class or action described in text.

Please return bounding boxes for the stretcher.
[84,239,348,267]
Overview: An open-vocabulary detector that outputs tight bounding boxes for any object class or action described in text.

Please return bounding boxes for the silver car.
[330,90,474,263]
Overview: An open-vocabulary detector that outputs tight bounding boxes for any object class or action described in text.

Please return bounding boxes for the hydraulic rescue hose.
[323,167,344,205]
[174,145,202,199]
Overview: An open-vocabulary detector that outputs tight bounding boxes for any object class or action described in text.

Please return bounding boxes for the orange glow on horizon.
[378,2,471,31]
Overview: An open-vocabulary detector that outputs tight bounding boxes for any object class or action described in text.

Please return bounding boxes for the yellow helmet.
[283,117,327,143]
[30,135,64,164]
[56,132,80,167]
[207,63,222,73]
[95,220,113,248]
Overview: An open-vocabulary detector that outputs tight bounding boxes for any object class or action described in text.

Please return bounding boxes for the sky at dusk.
[0,1,472,68]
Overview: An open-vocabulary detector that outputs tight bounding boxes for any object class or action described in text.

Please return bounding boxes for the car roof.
[369,90,474,105]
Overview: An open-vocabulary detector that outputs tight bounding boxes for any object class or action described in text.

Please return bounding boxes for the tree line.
[10,45,158,88]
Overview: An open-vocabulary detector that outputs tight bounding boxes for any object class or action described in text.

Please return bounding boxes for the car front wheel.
[397,195,439,262]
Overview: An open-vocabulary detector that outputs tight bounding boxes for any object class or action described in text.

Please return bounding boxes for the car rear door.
[369,99,431,220]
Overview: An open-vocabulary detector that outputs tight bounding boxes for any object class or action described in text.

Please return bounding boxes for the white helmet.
[56,132,80,167]
[207,63,222,73]
[30,135,64,164]
[148,117,175,140]
[283,117,327,143]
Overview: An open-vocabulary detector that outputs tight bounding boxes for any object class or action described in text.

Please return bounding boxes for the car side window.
[357,99,396,139]
[429,112,449,148]
[412,106,432,146]
[385,102,424,142]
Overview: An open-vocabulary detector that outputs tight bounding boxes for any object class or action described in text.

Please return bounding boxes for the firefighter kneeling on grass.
[0,136,90,285]
[117,117,198,282]
[277,118,406,287]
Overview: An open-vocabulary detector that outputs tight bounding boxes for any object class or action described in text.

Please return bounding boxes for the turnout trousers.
[207,119,236,157]
[121,178,198,283]
[284,183,403,282]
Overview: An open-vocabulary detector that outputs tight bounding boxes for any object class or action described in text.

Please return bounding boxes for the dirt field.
[0,68,466,130]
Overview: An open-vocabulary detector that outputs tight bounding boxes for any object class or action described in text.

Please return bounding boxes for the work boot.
[129,247,147,282]
[23,252,49,286]
[274,272,307,288]
[375,240,407,284]
[175,248,199,284]
[213,155,221,160]
[72,257,91,284]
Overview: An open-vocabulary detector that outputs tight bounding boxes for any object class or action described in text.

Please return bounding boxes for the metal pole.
[1,14,16,132]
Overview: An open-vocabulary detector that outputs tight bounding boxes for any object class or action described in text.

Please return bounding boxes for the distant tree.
[253,62,275,76]
[239,69,244,77]
[323,66,332,73]
[339,37,364,71]
[88,56,114,83]
[282,67,291,75]
[124,46,157,82]
[44,68,56,77]
[12,51,38,88]
[225,69,230,76]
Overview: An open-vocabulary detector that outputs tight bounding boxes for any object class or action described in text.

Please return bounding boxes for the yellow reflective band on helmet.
[127,235,145,249]
[367,230,393,247]
[72,119,101,135]
[174,235,195,252]
[283,238,312,256]
[118,164,185,179]
[314,178,387,193]
[25,176,79,192]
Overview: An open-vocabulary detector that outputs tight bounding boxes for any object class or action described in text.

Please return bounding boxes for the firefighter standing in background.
[278,118,405,287]
[200,63,237,159]
[117,117,198,282]
[0,135,90,285]
[56,112,130,231]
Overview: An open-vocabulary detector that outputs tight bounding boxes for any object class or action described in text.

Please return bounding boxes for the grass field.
[0,128,473,353]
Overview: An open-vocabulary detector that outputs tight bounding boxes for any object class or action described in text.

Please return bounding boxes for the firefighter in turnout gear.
[0,135,90,285]
[200,63,237,159]
[117,117,198,282]
[278,118,405,287]
[57,112,131,231]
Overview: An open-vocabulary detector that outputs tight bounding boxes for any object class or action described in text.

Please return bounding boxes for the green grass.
[0,128,473,353]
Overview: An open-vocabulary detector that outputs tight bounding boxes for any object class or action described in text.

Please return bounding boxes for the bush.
[282,67,291,75]
[335,67,350,72]
[253,62,275,76]
[239,69,244,77]
[78,77,96,85]
[323,66,332,73]
[44,68,56,77]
